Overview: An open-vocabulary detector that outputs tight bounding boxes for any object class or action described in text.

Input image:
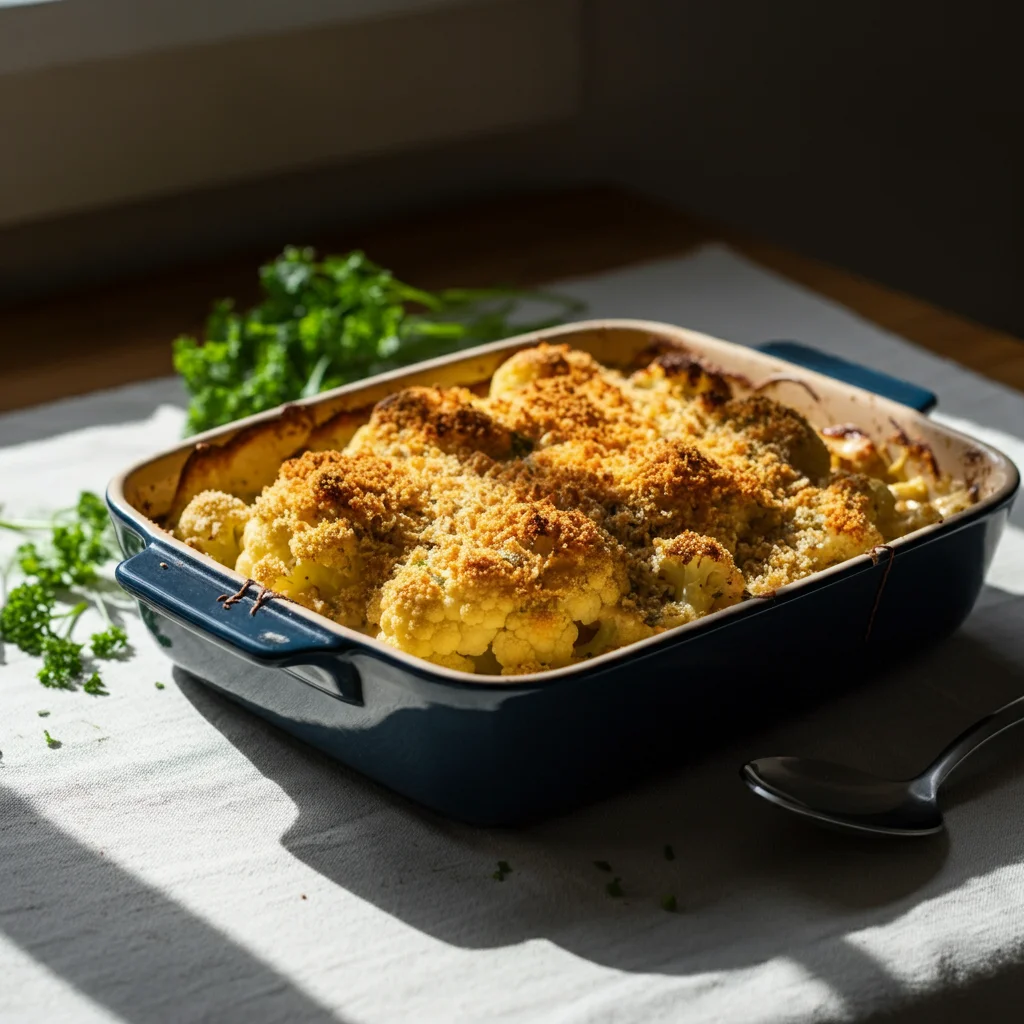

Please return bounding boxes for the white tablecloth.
[2,245,1023,1024]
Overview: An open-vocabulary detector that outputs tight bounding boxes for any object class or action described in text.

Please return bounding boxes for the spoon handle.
[919,694,1024,797]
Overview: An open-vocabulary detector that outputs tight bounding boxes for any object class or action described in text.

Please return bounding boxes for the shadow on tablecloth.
[173,585,1024,1018]
[0,786,349,1024]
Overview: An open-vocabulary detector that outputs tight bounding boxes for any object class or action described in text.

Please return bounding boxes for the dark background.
[1,0,1020,333]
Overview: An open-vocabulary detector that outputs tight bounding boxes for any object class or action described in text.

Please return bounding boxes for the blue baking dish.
[108,320,1019,824]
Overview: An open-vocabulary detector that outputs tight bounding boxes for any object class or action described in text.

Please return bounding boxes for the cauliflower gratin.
[173,343,975,675]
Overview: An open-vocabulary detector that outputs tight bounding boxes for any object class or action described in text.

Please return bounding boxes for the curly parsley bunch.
[0,492,128,691]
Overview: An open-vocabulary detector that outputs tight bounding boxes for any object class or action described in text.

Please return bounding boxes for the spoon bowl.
[742,693,1024,837]
[742,757,943,836]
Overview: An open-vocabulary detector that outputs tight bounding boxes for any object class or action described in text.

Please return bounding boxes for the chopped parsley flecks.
[83,672,109,696]
[492,860,513,882]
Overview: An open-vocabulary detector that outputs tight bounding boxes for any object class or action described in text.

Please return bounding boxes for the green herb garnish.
[83,672,109,696]
[43,729,61,749]
[661,894,678,913]
[37,710,50,717]
[173,247,584,435]
[492,860,513,881]
[155,681,166,690]
[90,625,128,658]
[0,492,124,693]
[38,635,84,689]
[0,582,56,656]
[605,877,624,898]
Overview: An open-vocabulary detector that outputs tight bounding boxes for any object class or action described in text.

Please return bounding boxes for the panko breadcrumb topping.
[175,342,975,675]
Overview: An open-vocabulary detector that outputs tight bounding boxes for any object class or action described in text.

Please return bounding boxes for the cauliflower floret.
[236,513,359,616]
[376,556,516,665]
[490,609,578,671]
[653,531,745,626]
[710,395,832,484]
[820,425,890,478]
[429,651,476,672]
[886,434,941,483]
[487,344,648,450]
[572,607,655,659]
[375,499,629,673]
[489,343,600,399]
[892,499,942,533]
[832,473,899,540]
[234,449,425,628]
[785,474,889,575]
[932,488,974,518]
[352,386,518,460]
[889,476,931,502]
[629,349,733,406]
[174,490,251,566]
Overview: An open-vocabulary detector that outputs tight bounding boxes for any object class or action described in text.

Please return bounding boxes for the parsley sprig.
[1,492,130,691]
[173,247,585,434]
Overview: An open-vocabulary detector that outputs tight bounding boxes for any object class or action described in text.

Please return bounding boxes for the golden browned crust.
[711,395,832,482]
[367,386,518,458]
[177,342,975,675]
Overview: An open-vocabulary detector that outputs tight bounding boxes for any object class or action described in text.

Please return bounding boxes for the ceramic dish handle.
[757,341,938,413]
[115,540,361,703]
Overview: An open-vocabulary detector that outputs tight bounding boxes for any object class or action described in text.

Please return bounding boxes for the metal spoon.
[741,694,1024,836]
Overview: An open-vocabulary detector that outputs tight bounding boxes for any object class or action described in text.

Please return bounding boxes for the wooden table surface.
[2,186,1022,414]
